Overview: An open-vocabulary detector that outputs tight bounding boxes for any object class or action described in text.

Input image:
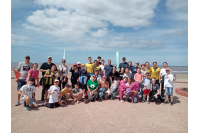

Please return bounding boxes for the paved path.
[11,79,188,133]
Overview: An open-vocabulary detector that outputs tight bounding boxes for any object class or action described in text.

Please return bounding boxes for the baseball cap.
[65,84,70,87]
[54,79,59,82]
[122,57,126,59]
[73,63,77,66]
[77,62,81,65]
[166,68,170,71]
[95,69,99,71]
[81,64,85,66]
[47,56,52,59]
[29,77,35,81]
[103,76,107,78]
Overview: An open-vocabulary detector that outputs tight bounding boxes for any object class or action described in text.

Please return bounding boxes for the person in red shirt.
[134,67,144,100]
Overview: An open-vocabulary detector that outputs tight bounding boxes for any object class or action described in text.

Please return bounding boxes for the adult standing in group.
[104,59,113,87]
[70,63,80,88]
[77,62,81,70]
[145,62,151,73]
[160,62,172,97]
[130,62,139,78]
[94,60,101,75]
[58,59,68,90]
[85,57,95,81]
[128,61,133,70]
[119,67,125,80]
[97,56,101,65]
[100,59,106,77]
[15,55,33,106]
[40,56,57,101]
[149,62,161,86]
[109,66,120,84]
[119,57,129,72]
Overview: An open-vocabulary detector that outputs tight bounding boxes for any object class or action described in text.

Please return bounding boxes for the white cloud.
[162,29,188,38]
[91,28,108,37]
[165,0,188,21]
[11,34,29,45]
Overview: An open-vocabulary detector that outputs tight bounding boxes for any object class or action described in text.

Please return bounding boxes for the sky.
[11,0,188,66]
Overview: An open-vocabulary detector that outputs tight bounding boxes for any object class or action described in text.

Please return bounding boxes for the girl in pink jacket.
[131,81,139,103]
[119,77,130,103]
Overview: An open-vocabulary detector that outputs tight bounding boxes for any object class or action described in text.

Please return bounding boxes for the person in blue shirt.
[104,59,113,87]
[130,62,139,78]
[119,57,129,72]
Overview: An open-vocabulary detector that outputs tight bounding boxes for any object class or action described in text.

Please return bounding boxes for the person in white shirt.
[18,78,38,111]
[58,59,68,90]
[90,69,102,83]
[160,62,173,97]
[164,68,174,106]
[100,59,105,77]
[123,68,132,78]
[45,79,61,108]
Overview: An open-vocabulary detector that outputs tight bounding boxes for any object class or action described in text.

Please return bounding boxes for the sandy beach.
[11,79,188,133]
[11,72,188,82]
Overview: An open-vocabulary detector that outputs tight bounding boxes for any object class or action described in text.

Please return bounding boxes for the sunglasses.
[78,64,81,65]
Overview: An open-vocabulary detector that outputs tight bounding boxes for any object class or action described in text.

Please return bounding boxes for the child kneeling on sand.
[71,83,83,104]
[110,78,121,100]
[164,68,174,105]
[60,84,71,104]
[142,72,152,104]
[45,79,61,108]
[18,78,38,111]
[98,76,111,100]
[119,77,131,103]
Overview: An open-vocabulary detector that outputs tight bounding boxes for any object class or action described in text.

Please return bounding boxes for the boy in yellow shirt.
[60,84,72,104]
[85,57,95,80]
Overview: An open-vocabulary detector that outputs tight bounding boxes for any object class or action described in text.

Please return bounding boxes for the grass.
[182,88,188,92]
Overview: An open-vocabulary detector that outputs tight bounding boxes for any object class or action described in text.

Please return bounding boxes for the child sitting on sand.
[98,76,111,100]
[119,77,131,103]
[110,78,121,100]
[142,72,152,104]
[124,77,133,102]
[60,84,71,104]
[164,68,174,105]
[45,79,61,108]
[71,83,83,104]
[18,78,38,111]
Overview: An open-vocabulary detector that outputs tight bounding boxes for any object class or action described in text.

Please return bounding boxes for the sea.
[11,62,188,74]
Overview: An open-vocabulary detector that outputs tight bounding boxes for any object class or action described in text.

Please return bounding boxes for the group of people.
[14,55,174,111]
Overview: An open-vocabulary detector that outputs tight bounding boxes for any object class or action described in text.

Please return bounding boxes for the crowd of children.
[15,56,174,111]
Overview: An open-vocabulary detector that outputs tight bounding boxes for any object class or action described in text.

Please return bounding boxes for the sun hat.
[103,76,107,78]
[95,69,99,71]
[54,79,59,82]
[166,68,170,71]
[81,64,85,66]
[29,77,35,81]
[77,62,81,65]
[73,63,77,66]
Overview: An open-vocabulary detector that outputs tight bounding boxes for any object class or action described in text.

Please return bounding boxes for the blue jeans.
[110,87,119,100]
[17,79,27,90]
[80,76,87,84]
[99,88,106,99]
[138,83,143,99]
[165,87,173,95]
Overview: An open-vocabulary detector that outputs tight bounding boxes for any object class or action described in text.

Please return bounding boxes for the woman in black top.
[109,66,119,84]
[69,63,79,88]
[119,67,125,80]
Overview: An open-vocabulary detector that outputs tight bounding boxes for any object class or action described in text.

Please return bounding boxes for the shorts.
[61,95,66,100]
[21,96,36,106]
[45,84,53,90]
[143,89,150,95]
[17,79,27,90]
[165,87,173,95]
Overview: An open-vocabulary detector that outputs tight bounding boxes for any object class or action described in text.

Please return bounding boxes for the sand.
[11,79,188,133]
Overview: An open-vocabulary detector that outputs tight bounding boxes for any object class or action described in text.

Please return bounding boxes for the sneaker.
[131,101,134,104]
[142,99,145,103]
[147,100,150,104]
[104,95,108,99]
[23,101,26,108]
[170,102,174,106]
[42,102,46,106]
[120,100,124,103]
[15,101,20,106]
[25,105,31,111]
[84,99,89,104]
[164,101,168,104]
